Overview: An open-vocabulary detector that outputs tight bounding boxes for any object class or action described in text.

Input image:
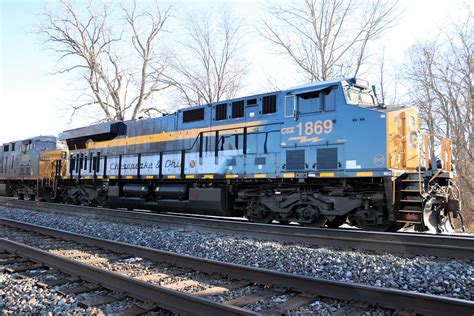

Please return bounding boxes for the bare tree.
[260,0,399,82]
[375,47,399,106]
[404,9,473,226]
[41,0,172,121]
[170,5,247,106]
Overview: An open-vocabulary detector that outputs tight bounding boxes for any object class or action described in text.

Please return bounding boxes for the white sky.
[0,0,471,144]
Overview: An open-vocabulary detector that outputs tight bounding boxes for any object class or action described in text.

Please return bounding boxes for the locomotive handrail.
[419,132,453,172]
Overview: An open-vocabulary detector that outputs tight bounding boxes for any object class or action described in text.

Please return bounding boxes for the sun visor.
[288,83,338,96]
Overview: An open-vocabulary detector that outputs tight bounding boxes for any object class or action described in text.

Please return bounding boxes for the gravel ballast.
[1,207,472,302]
[0,271,86,314]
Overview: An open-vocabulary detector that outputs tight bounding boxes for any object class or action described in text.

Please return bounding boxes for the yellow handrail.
[419,132,452,172]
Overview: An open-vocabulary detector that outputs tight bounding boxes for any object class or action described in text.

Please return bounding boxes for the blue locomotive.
[0,78,461,232]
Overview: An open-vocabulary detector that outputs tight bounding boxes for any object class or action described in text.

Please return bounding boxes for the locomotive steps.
[1,197,473,261]
[1,218,473,315]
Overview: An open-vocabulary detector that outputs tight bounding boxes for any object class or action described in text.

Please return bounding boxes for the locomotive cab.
[0,136,60,199]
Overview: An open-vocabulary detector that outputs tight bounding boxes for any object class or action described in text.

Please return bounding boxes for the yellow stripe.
[167,175,177,179]
[109,176,117,179]
[145,175,154,179]
[203,174,214,179]
[225,174,238,179]
[320,172,334,177]
[97,176,103,179]
[125,175,133,179]
[80,121,263,150]
[83,176,91,179]
[254,173,267,178]
[356,172,373,177]
[185,175,195,179]
[283,172,295,178]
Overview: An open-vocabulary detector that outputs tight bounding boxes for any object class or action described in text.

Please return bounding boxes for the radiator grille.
[317,148,338,170]
[286,150,305,170]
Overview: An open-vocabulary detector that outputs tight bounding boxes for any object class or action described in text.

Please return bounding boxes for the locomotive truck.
[0,78,461,233]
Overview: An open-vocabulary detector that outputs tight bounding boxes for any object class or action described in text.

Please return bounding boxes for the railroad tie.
[261,295,315,315]
[114,302,158,316]
[49,249,91,258]
[162,279,200,291]
[193,281,251,297]
[0,253,17,259]
[78,293,126,308]
[136,268,191,282]
[58,282,101,295]
[37,276,80,287]
[4,262,46,273]
[332,304,371,316]
[136,272,169,282]
[224,289,277,306]
[0,257,29,265]
[80,257,110,265]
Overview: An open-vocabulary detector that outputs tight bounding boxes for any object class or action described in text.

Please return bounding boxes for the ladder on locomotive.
[397,172,424,225]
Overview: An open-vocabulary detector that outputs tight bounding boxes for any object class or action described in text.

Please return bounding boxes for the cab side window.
[324,90,336,111]
[298,88,336,114]
[298,92,322,114]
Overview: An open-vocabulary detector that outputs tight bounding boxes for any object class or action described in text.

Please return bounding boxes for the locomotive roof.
[60,77,403,141]
[2,135,56,146]
[61,77,353,135]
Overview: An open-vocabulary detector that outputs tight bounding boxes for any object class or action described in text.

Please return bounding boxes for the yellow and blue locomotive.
[0,78,461,232]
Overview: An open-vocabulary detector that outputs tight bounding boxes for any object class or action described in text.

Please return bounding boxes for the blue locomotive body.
[60,78,392,181]
[0,78,459,232]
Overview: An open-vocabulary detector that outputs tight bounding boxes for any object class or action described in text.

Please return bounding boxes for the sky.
[0,0,471,144]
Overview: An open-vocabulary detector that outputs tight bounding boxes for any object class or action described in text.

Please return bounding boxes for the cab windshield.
[34,141,56,151]
[345,87,376,106]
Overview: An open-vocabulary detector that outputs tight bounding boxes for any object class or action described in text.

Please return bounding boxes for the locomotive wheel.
[294,204,327,228]
[360,222,402,232]
[248,214,273,224]
[247,201,273,224]
[300,216,327,228]
[326,217,346,229]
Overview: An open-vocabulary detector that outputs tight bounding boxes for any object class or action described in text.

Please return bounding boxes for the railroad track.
[0,249,172,314]
[1,197,473,260]
[1,218,473,315]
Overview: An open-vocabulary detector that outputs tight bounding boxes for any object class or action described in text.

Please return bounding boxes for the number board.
[281,119,333,144]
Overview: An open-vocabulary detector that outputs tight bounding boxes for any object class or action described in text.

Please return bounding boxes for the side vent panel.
[255,157,266,165]
[286,150,305,170]
[317,148,338,170]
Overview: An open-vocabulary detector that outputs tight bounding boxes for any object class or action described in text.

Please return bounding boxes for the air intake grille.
[215,103,227,121]
[317,148,337,170]
[262,95,277,114]
[232,101,244,118]
[286,150,305,170]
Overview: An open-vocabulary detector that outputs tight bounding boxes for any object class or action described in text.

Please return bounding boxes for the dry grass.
[465,222,474,233]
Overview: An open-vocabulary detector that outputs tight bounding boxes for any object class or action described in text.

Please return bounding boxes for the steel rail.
[1,198,473,260]
[0,238,256,316]
[1,218,473,316]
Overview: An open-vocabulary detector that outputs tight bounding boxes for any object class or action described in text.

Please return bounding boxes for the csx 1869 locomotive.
[0,78,461,232]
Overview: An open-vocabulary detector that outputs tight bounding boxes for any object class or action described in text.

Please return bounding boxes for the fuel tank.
[155,184,188,200]
[123,184,150,198]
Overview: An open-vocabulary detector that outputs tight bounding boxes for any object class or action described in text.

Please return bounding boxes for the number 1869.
[296,119,333,136]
